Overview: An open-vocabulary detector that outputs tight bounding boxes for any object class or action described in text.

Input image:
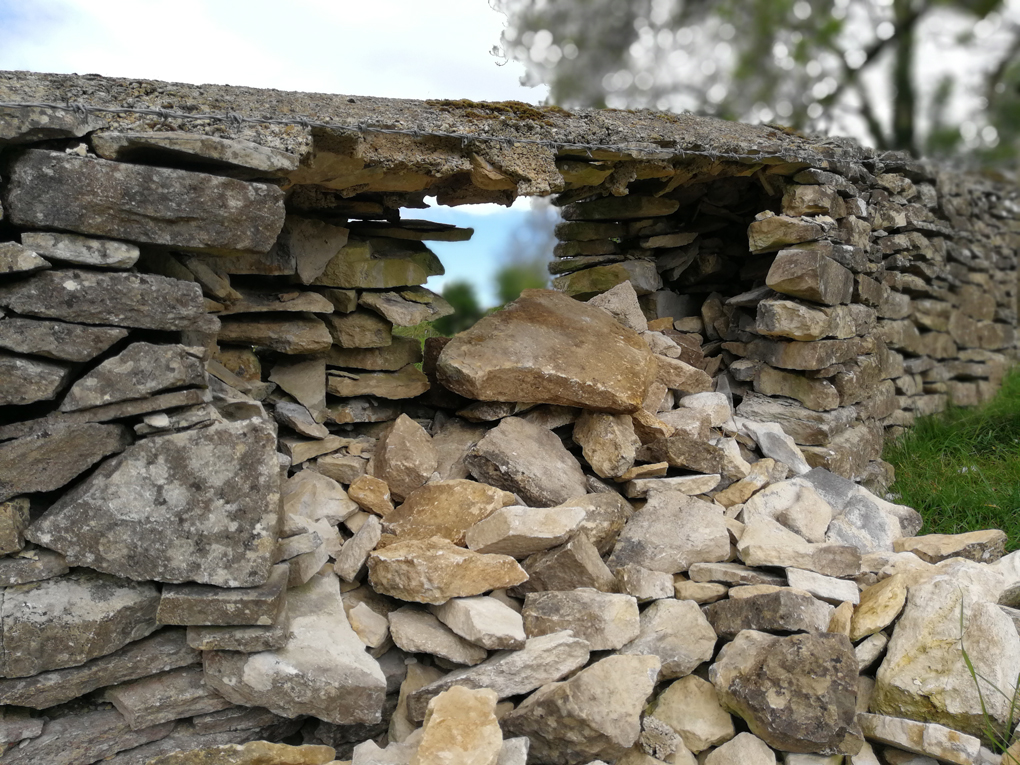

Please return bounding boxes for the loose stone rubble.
[0,71,1019,765]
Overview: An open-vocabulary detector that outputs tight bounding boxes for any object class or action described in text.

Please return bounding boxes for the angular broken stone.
[431,596,526,650]
[0,317,128,362]
[156,564,289,626]
[857,714,981,765]
[849,574,907,641]
[651,674,735,753]
[766,249,854,306]
[203,573,386,725]
[0,548,69,586]
[616,564,674,601]
[334,515,382,582]
[0,269,210,330]
[414,686,502,765]
[563,195,680,220]
[748,215,824,253]
[738,420,811,475]
[269,356,327,412]
[348,474,395,516]
[368,414,438,502]
[359,288,453,327]
[741,479,834,543]
[705,732,777,765]
[0,240,50,274]
[523,589,640,651]
[0,498,29,555]
[383,479,516,545]
[326,335,422,370]
[620,599,717,679]
[27,419,280,587]
[573,410,640,478]
[516,531,618,595]
[0,352,74,406]
[388,606,488,665]
[327,364,430,399]
[5,149,285,253]
[311,237,443,289]
[1,569,160,678]
[587,280,648,332]
[92,129,299,174]
[218,315,332,355]
[282,469,358,524]
[21,231,139,269]
[323,309,392,348]
[145,740,336,765]
[465,416,588,507]
[893,530,1008,564]
[785,568,859,605]
[688,562,786,586]
[186,603,291,654]
[61,342,206,412]
[655,355,714,394]
[711,630,860,754]
[554,260,663,297]
[104,665,232,730]
[704,590,834,638]
[465,505,586,557]
[368,537,528,605]
[502,654,660,765]
[438,289,657,413]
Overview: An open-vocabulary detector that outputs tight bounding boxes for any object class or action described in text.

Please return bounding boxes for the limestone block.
[704,590,835,638]
[20,231,139,268]
[515,531,618,594]
[432,596,526,650]
[651,674,735,753]
[573,410,640,478]
[0,316,128,362]
[620,598,717,679]
[0,352,75,406]
[766,249,854,306]
[157,564,289,626]
[412,686,502,765]
[388,606,488,665]
[465,505,586,557]
[857,714,980,765]
[104,666,232,730]
[522,589,640,650]
[368,414,438,502]
[383,479,516,545]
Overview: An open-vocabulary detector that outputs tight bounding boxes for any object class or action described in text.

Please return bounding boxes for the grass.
[884,367,1020,552]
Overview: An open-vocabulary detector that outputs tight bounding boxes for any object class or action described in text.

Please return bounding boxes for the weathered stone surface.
[465,505,586,557]
[0,421,131,503]
[766,250,854,306]
[327,335,423,370]
[432,596,526,650]
[849,574,907,641]
[360,288,453,327]
[0,240,50,274]
[893,530,1008,564]
[757,299,855,342]
[857,714,981,765]
[0,317,128,361]
[268,356,327,413]
[3,149,285,253]
[737,395,857,446]
[704,590,834,638]
[437,289,657,414]
[349,474,395,516]
[562,195,679,220]
[748,215,824,253]
[61,342,205,412]
[218,315,332,355]
[655,355,714,394]
[0,498,29,555]
[651,674,735,753]
[157,564,288,626]
[324,309,392,348]
[328,364,430,399]
[561,493,634,556]
[0,269,209,330]
[625,474,720,498]
[785,568,859,604]
[368,537,528,605]
[573,410,640,478]
[203,573,386,725]
[21,231,139,268]
[368,414,438,502]
[742,479,833,543]
[0,548,69,586]
[755,365,840,411]
[389,606,488,665]
[620,598,716,679]
[186,604,291,653]
[466,417,587,507]
[871,576,1020,738]
[0,569,159,677]
[0,351,74,406]
[638,430,725,474]
[747,337,865,372]
[502,654,660,765]
[144,740,336,765]
[282,469,358,524]
[704,733,777,765]
[688,562,786,586]
[711,630,861,754]
[27,419,280,587]
[311,238,443,289]
[607,492,730,574]
[588,280,648,331]
[407,631,591,721]
[334,514,382,582]
[413,686,502,765]
[554,260,662,298]
[523,589,640,651]
[280,434,344,466]
[104,665,232,730]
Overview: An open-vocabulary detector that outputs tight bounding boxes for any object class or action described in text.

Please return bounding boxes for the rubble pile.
[0,71,1018,765]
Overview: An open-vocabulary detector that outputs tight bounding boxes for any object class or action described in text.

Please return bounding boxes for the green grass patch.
[885,368,1020,551]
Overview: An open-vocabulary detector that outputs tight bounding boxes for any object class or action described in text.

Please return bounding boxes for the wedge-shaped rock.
[334,515,381,582]
[437,289,657,413]
[737,394,857,447]
[4,149,285,253]
[0,570,159,677]
[651,675,735,753]
[359,288,453,327]
[465,416,587,507]
[748,215,824,253]
[432,596,526,650]
[871,576,1020,739]
[766,250,853,306]
[554,260,662,298]
[389,606,487,666]
[368,537,528,605]
[104,666,232,730]
[203,573,386,725]
[516,531,618,594]
[0,498,29,555]
[312,237,443,289]
[705,732,777,765]
[282,470,358,524]
[737,419,812,474]
[704,591,834,638]
[608,492,730,574]
[0,269,209,330]
[368,414,438,502]
[523,589,640,651]
[620,599,717,680]
[502,654,660,765]
[465,505,586,557]
[711,630,861,754]
[0,352,74,406]
[757,299,855,341]
[61,342,206,412]
[573,410,640,478]
[688,562,786,586]
[893,530,1007,564]
[754,365,839,411]
[20,231,139,268]
[157,564,289,626]
[857,714,981,765]
[0,548,68,586]
[407,631,591,721]
[383,479,515,544]
[27,419,280,587]
[0,317,128,361]
[785,568,859,604]
[638,430,725,474]
[415,686,502,765]
[588,280,648,331]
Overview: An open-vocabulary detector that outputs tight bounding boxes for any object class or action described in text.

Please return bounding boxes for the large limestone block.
[203,573,386,725]
[412,686,502,765]
[407,631,591,721]
[368,414,438,502]
[437,289,657,414]
[0,317,128,362]
[0,269,209,330]
[383,479,516,544]
[502,654,661,765]
[711,630,861,754]
[766,249,854,306]
[0,570,159,678]
[871,576,1020,739]
[3,149,285,253]
[465,417,587,507]
[620,599,717,679]
[368,537,528,605]
[27,419,280,587]
[523,589,640,651]
[651,675,735,753]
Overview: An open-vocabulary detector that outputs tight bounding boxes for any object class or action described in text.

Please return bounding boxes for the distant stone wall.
[0,72,1018,764]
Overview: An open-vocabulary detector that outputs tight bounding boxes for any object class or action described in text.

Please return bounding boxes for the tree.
[494,0,1020,160]
[434,280,485,336]
[493,199,557,305]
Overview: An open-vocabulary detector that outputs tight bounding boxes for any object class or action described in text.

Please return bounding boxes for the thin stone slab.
[0,240,50,274]
[0,317,128,361]
[326,335,423,371]
[21,231,140,268]
[311,237,444,289]
[0,628,198,709]
[704,591,834,639]
[687,562,786,586]
[0,269,210,330]
[857,714,981,765]
[328,365,431,399]
[144,740,335,765]
[465,505,586,557]
[91,131,300,176]
[0,569,160,677]
[203,573,387,725]
[893,530,1008,564]
[216,288,334,315]
[359,288,453,327]
[388,606,488,665]
[0,548,69,586]
[27,418,280,587]
[785,568,860,604]
[186,603,291,653]
[104,666,232,730]
[0,351,75,405]
[218,315,332,354]
[157,564,289,626]
[4,149,285,253]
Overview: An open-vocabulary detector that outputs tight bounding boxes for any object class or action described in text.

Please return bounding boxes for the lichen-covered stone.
[0,352,74,406]
[0,317,128,361]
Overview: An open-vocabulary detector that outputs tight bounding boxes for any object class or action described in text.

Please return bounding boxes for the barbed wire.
[0,99,828,164]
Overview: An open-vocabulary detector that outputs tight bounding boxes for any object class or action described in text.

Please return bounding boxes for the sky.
[0,0,552,306]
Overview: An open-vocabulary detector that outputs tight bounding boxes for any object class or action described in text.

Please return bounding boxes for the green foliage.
[433,281,485,336]
[495,258,549,304]
[884,368,1020,551]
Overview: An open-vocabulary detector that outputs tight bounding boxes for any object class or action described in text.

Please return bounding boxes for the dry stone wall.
[0,71,1019,765]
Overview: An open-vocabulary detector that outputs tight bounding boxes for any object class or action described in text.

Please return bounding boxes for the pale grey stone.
[0,351,74,406]
[465,505,586,557]
[651,674,735,753]
[785,568,860,604]
[432,596,526,650]
[523,589,640,651]
[104,666,232,730]
[587,280,648,331]
[0,241,50,275]
[335,514,382,582]
[857,714,981,765]
[389,606,488,665]
[0,548,69,586]
[0,317,128,362]
[737,419,811,475]
[704,733,777,765]
[21,231,139,268]
[515,531,618,595]
[157,564,289,626]
[688,562,786,586]
[186,603,290,653]
[620,598,717,679]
